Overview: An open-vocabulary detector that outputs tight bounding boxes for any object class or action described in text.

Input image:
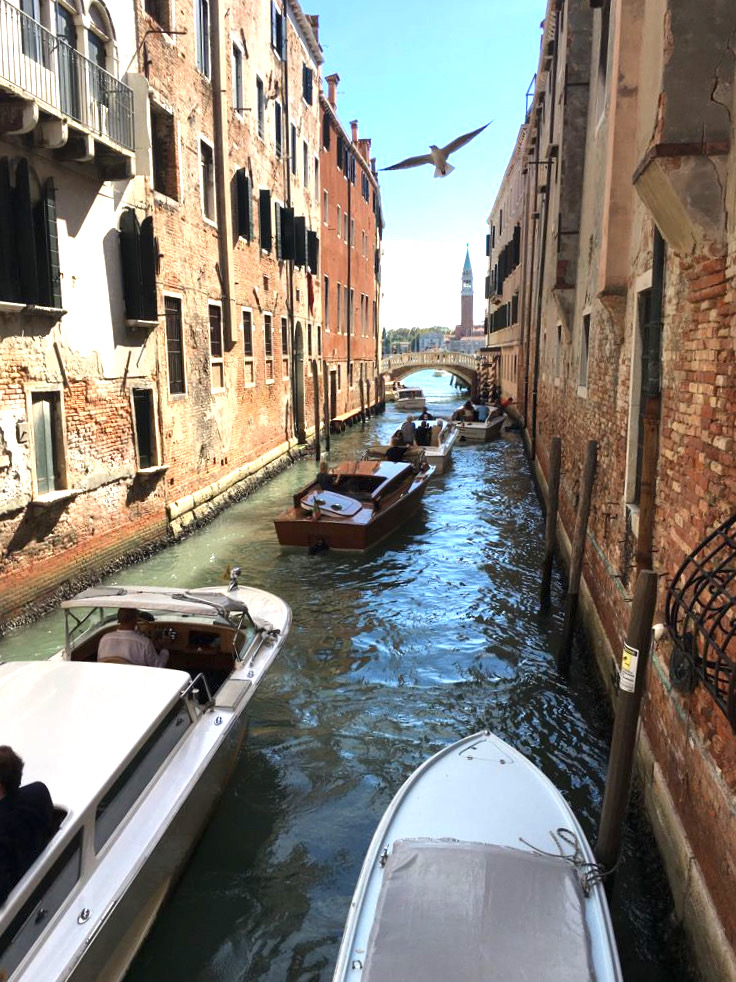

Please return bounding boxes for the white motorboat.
[455,405,505,442]
[0,576,291,982]
[333,730,622,982]
[394,387,425,411]
[422,419,458,474]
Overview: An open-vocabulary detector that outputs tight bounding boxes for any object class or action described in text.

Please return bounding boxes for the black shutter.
[484,275,490,300]
[14,158,39,303]
[235,168,252,240]
[307,230,319,274]
[513,224,521,266]
[259,189,272,251]
[336,133,343,170]
[322,114,331,149]
[33,180,61,308]
[294,216,306,267]
[0,158,19,301]
[485,233,490,256]
[275,202,282,259]
[140,216,157,320]
[119,207,142,319]
[281,206,295,260]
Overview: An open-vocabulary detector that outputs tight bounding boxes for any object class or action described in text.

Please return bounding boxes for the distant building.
[418,330,446,351]
[453,247,485,351]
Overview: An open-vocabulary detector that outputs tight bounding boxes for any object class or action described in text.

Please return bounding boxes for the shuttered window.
[307,230,319,274]
[264,313,274,380]
[322,114,331,150]
[242,308,254,385]
[280,206,295,260]
[303,65,313,105]
[235,169,253,240]
[275,103,282,158]
[165,296,185,394]
[132,388,155,469]
[259,189,272,251]
[209,304,224,388]
[294,216,306,267]
[281,316,289,378]
[119,208,158,321]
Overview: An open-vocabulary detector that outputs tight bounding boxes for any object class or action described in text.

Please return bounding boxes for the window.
[336,282,341,334]
[349,288,354,336]
[555,324,562,380]
[307,230,319,274]
[264,313,274,380]
[145,0,170,32]
[302,140,309,186]
[209,303,224,388]
[275,103,282,158]
[259,189,272,251]
[271,1,285,58]
[322,113,331,149]
[597,0,611,117]
[20,0,47,65]
[31,391,65,495]
[336,204,341,238]
[232,43,243,114]
[0,831,83,979]
[350,218,355,248]
[324,276,330,330]
[95,703,192,853]
[291,124,297,176]
[256,76,265,139]
[578,313,590,392]
[307,322,312,358]
[132,388,157,469]
[235,169,253,241]
[165,296,185,394]
[323,189,328,225]
[0,158,61,308]
[150,102,178,199]
[317,324,322,356]
[281,316,289,378]
[195,0,210,77]
[303,64,313,104]
[314,158,319,199]
[343,213,348,242]
[118,209,157,322]
[242,308,254,384]
[87,5,111,110]
[199,139,215,222]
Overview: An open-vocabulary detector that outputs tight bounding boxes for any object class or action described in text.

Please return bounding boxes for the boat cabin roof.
[363,838,594,982]
[62,585,250,618]
[396,388,423,398]
[0,661,191,818]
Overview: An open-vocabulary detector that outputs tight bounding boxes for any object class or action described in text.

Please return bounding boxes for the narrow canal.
[1,370,694,982]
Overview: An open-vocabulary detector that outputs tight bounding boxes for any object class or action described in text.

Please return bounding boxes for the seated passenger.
[385,434,407,462]
[0,746,55,905]
[315,460,336,491]
[98,608,169,667]
[477,405,490,422]
[416,420,431,447]
[400,416,417,445]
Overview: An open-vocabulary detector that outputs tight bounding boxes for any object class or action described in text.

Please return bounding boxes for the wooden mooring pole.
[322,363,330,453]
[595,569,658,878]
[556,439,597,675]
[540,436,561,610]
[312,363,321,463]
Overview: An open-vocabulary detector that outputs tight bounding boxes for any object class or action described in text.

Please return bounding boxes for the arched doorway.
[294,321,306,441]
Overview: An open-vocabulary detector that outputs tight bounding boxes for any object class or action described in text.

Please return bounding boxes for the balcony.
[0,0,134,177]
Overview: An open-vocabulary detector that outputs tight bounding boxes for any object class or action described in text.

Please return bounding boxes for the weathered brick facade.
[497,2,736,978]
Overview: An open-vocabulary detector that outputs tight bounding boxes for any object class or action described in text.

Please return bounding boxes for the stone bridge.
[381,349,479,394]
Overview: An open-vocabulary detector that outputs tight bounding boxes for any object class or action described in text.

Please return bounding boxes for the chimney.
[306,14,319,42]
[350,119,359,143]
[359,137,371,162]
[326,73,340,110]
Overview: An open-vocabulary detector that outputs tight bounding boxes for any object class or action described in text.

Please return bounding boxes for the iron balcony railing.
[0,0,134,151]
[665,512,736,729]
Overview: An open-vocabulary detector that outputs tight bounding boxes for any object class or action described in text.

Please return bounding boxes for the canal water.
[1,369,694,982]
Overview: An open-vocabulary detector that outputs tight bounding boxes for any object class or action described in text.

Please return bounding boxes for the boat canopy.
[62,586,252,619]
[362,838,595,982]
[396,389,423,398]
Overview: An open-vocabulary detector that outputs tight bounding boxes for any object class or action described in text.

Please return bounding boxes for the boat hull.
[394,397,425,411]
[455,413,504,442]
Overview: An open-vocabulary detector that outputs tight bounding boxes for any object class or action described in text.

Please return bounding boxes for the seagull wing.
[440,121,492,158]
[380,152,434,171]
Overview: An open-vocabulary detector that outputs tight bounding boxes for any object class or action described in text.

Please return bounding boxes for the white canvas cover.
[362,838,596,982]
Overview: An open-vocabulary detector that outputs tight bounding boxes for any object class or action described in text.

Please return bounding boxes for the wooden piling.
[540,436,561,610]
[312,362,321,463]
[595,569,658,875]
[557,440,597,675]
[359,378,365,425]
[322,363,330,453]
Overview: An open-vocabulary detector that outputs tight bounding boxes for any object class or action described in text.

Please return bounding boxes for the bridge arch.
[381,349,479,396]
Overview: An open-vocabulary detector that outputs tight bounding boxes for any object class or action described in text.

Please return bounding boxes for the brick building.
[497,2,736,978]
[319,73,382,426]
[0,0,161,621]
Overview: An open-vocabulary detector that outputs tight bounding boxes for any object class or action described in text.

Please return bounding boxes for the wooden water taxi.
[333,730,622,982]
[453,403,505,442]
[274,459,434,551]
[0,577,291,982]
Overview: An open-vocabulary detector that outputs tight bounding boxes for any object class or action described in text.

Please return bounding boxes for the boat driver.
[0,745,56,905]
[98,608,169,667]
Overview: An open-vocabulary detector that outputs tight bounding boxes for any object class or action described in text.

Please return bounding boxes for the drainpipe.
[211,0,235,349]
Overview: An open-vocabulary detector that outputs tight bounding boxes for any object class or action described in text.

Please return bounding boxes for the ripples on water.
[1,372,693,982]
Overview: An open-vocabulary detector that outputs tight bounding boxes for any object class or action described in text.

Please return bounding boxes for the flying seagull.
[381,122,492,178]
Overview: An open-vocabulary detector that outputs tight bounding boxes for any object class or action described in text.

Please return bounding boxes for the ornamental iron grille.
[665,512,736,729]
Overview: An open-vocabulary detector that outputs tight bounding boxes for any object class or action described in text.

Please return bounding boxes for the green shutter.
[32,393,56,494]
[139,216,157,320]
[119,207,143,319]
[294,216,306,267]
[259,189,272,251]
[281,206,295,260]
[236,168,251,240]
[0,158,19,301]
[14,158,39,303]
[275,202,283,259]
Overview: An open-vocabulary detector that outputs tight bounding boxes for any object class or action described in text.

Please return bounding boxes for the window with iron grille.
[165,296,185,394]
[195,0,210,76]
[242,308,254,385]
[281,316,289,378]
[209,303,224,388]
[264,313,274,380]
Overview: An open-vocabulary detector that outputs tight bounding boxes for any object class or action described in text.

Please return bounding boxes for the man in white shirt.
[98,608,169,667]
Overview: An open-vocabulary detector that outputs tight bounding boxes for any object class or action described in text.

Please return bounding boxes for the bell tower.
[460,245,473,337]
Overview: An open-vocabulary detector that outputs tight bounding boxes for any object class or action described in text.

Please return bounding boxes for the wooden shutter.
[294,216,306,267]
[14,158,39,303]
[281,206,295,260]
[322,114,331,150]
[139,216,157,320]
[259,189,272,251]
[0,158,19,301]
[307,230,319,274]
[336,133,343,170]
[32,393,56,494]
[274,202,283,259]
[235,168,252,240]
[303,65,313,105]
[119,207,143,319]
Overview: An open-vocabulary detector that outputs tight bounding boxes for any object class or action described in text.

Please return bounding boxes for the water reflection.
[0,371,693,982]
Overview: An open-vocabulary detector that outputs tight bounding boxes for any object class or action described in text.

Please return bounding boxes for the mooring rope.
[518,827,616,897]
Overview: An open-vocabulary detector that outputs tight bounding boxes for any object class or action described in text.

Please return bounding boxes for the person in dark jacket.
[0,746,55,905]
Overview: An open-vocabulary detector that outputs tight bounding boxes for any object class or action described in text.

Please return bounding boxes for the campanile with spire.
[459,245,474,337]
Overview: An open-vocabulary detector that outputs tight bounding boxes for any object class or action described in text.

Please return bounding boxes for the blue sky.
[312,0,548,331]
